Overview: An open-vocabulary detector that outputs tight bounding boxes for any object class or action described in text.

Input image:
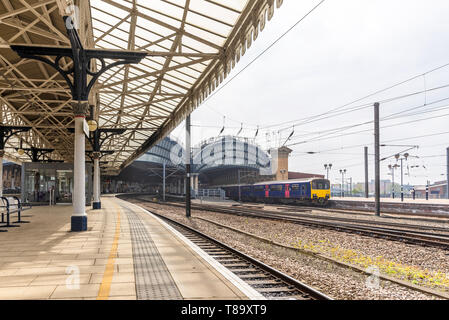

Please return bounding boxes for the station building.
[101,135,324,196]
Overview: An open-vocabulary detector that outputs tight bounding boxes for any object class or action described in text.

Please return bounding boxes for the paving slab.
[0,196,252,300]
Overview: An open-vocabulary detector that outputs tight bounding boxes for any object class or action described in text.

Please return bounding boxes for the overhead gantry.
[0,0,284,231]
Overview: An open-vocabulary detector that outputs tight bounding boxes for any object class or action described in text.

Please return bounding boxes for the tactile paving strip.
[121,206,182,300]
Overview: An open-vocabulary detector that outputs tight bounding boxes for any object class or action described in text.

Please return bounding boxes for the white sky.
[170,0,449,186]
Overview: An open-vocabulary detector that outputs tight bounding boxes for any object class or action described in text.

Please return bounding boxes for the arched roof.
[135,135,271,175]
[0,0,284,174]
[192,135,271,173]
[137,136,184,167]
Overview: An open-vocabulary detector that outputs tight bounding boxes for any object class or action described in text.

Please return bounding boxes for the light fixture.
[87,119,98,132]
[17,141,24,156]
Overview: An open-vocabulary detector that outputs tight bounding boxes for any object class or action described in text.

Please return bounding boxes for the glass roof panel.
[0,0,282,171]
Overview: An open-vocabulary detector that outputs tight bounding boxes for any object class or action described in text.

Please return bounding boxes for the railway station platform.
[331,196,449,205]
[0,196,255,300]
[330,196,449,217]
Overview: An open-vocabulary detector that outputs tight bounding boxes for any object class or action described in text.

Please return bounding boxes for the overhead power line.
[286,96,449,146]
[201,0,327,124]
[261,61,449,130]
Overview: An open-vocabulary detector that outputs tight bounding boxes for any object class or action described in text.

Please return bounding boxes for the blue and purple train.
[222,178,331,206]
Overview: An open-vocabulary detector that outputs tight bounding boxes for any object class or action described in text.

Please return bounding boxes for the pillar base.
[71,216,87,232]
[93,202,101,210]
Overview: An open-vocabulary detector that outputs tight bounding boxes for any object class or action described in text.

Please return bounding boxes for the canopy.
[0,0,283,174]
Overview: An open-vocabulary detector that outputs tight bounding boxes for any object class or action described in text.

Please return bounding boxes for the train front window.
[312,180,330,190]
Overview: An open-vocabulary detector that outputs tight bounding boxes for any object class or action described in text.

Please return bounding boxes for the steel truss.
[0,0,283,173]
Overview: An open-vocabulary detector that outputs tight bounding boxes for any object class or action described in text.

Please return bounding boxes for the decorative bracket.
[15,147,54,162]
[86,150,114,162]
[89,128,126,152]
[10,16,146,101]
[0,125,32,150]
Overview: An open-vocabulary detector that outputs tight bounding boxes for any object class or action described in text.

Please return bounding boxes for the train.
[222,178,331,206]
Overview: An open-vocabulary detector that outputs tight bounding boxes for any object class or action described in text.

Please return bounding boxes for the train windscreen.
[312,180,330,190]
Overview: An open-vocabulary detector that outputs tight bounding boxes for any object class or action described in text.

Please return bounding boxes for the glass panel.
[56,170,73,203]
[24,168,56,203]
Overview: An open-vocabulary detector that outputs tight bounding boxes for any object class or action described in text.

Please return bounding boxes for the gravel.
[126,198,448,300]
[237,202,449,233]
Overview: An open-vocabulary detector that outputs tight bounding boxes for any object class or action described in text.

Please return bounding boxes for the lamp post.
[388,164,400,199]
[339,169,346,198]
[324,163,332,180]
[395,153,409,202]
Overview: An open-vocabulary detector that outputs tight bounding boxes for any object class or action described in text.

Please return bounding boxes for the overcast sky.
[170,0,449,186]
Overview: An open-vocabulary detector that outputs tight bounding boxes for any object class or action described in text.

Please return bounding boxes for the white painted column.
[93,153,101,209]
[71,102,88,231]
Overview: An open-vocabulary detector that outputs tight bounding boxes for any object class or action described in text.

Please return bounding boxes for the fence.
[196,188,226,200]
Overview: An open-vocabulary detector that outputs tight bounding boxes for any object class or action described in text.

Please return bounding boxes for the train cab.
[310,178,331,204]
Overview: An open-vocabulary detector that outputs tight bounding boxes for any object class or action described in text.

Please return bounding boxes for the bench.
[0,196,32,231]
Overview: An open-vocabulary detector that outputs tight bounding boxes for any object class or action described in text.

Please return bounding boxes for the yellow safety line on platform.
[97,204,121,300]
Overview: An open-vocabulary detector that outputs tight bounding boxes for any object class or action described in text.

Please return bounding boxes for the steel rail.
[149,210,332,300]
[122,195,449,249]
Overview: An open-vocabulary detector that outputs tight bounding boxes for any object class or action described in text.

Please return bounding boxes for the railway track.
[123,195,449,249]
[296,206,449,225]
[234,205,449,233]
[150,211,331,300]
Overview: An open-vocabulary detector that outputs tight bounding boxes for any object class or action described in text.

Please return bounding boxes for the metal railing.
[196,188,226,200]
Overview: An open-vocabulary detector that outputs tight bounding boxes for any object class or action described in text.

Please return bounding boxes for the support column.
[162,162,166,201]
[71,101,88,231]
[364,146,369,198]
[350,177,353,196]
[400,158,404,202]
[0,150,3,197]
[374,102,381,216]
[185,115,191,218]
[194,175,199,194]
[392,167,395,199]
[92,152,101,209]
[446,147,449,199]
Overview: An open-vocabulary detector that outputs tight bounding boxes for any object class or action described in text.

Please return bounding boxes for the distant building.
[288,172,324,180]
[414,181,448,199]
